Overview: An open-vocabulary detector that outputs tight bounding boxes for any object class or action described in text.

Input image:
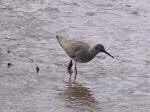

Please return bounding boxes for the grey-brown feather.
[56,35,90,58]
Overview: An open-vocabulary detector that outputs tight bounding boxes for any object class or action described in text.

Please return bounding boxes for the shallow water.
[0,0,150,112]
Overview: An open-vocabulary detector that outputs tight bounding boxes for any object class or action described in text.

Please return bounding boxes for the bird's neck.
[88,47,98,60]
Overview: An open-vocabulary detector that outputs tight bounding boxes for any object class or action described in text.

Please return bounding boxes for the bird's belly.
[74,49,94,63]
[74,56,90,63]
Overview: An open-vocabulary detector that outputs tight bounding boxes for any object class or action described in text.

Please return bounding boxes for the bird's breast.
[74,50,93,63]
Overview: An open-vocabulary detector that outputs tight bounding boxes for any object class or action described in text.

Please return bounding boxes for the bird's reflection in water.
[59,81,101,111]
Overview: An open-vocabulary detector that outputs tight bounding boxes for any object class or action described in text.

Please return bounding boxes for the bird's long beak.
[104,51,114,58]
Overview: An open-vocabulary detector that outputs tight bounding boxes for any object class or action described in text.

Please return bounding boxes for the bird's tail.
[56,35,60,41]
[56,35,67,47]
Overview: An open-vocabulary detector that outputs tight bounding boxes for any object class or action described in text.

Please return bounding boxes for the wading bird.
[56,35,114,80]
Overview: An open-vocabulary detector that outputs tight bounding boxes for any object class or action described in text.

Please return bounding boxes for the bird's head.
[94,44,114,58]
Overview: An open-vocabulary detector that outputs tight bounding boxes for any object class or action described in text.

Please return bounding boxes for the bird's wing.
[56,35,90,58]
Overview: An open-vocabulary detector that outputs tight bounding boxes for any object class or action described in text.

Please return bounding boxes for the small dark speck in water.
[125,5,132,7]
[36,64,40,73]
[7,63,12,68]
[85,12,96,16]
[7,50,11,53]
[131,11,139,15]
[145,60,150,64]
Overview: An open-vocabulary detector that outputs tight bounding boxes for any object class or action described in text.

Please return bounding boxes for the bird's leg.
[67,60,73,79]
[74,62,77,80]
[67,60,73,73]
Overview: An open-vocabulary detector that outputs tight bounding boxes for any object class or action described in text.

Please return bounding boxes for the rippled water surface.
[0,0,150,112]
